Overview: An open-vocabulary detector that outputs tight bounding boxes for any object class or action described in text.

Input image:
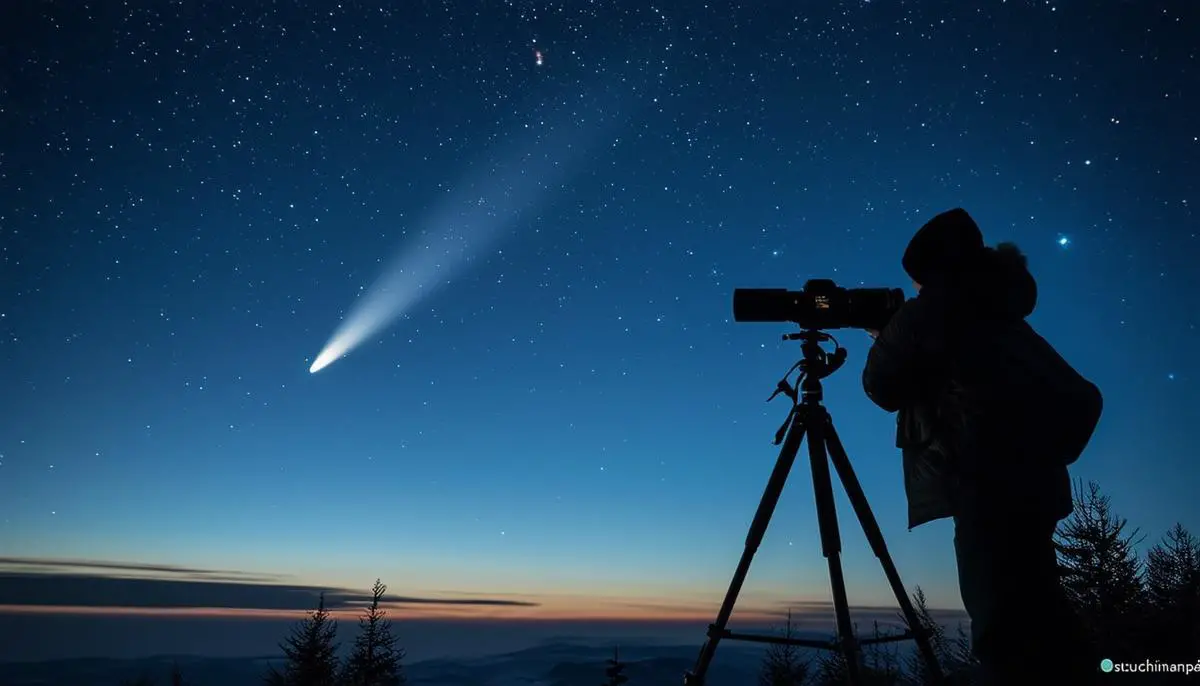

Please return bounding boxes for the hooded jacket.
[863,211,1102,529]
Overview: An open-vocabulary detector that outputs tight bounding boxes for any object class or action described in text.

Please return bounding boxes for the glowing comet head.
[309,348,341,374]
[310,337,351,373]
[307,284,414,374]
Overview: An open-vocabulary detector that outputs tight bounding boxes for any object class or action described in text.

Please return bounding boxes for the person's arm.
[861,295,946,412]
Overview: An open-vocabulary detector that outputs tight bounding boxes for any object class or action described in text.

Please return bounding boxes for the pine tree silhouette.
[943,623,975,684]
[270,591,340,686]
[602,646,629,686]
[1144,523,1200,661]
[812,634,849,686]
[1055,480,1145,660]
[860,621,902,685]
[263,666,288,686]
[808,621,914,685]
[898,586,976,684]
[758,609,811,686]
[341,579,406,686]
[169,662,186,686]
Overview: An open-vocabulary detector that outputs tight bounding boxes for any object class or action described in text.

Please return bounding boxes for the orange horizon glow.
[0,602,765,623]
[0,598,940,627]
[0,558,961,627]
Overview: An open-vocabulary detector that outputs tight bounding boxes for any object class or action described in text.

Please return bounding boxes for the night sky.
[1,0,1197,662]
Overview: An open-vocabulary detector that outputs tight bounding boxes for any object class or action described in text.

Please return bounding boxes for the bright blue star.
[1057,234,1071,249]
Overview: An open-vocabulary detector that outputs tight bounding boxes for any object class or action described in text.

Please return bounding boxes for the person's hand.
[866,329,879,339]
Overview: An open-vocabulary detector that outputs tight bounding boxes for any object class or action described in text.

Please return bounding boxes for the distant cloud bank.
[0,557,538,611]
[0,556,966,636]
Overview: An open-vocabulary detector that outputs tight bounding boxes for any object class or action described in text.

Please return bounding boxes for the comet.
[308,85,631,374]
[307,225,471,374]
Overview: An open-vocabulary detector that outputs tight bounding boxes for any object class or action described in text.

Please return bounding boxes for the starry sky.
[1,0,1197,661]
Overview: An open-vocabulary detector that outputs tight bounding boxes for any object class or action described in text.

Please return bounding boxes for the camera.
[732,279,905,331]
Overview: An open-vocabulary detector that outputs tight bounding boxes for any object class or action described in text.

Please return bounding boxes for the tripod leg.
[804,405,863,686]
[822,415,945,683]
[685,414,808,686]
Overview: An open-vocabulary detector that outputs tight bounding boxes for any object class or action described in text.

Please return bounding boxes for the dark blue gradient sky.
[1,0,1195,660]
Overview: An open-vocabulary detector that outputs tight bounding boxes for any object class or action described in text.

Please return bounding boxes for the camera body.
[732,279,905,332]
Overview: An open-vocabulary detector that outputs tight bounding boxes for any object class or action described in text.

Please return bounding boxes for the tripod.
[684,330,944,686]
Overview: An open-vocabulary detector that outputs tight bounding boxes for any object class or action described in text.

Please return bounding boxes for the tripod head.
[764,328,848,445]
[767,328,848,409]
[785,329,847,381]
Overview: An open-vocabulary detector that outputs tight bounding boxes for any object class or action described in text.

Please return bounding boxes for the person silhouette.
[862,207,1103,685]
